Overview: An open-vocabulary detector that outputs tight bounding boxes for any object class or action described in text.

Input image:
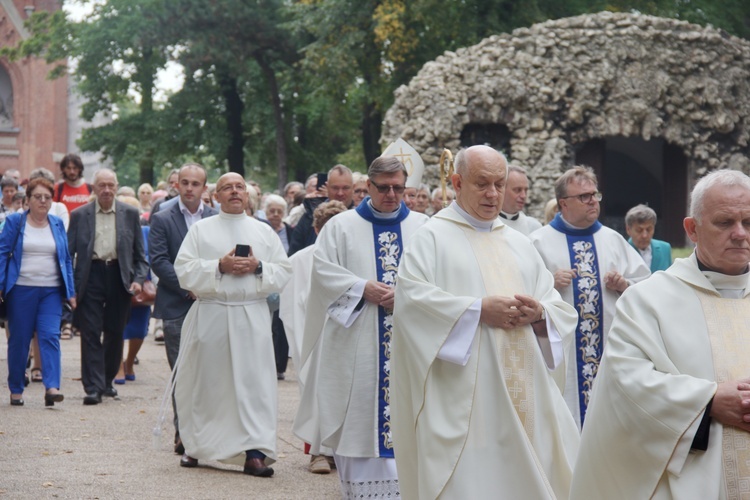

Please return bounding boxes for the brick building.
[0,0,68,179]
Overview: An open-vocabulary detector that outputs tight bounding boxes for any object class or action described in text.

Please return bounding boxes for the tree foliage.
[3,0,748,190]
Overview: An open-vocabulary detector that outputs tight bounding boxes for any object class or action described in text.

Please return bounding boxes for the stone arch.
[383,11,750,244]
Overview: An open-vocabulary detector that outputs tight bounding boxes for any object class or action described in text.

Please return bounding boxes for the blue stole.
[355,198,410,457]
[549,213,604,425]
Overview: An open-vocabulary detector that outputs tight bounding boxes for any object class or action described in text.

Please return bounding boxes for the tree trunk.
[218,69,245,176]
[138,48,156,186]
[255,51,288,192]
[361,100,382,166]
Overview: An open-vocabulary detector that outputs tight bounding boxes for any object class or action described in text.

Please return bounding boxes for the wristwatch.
[254,261,263,276]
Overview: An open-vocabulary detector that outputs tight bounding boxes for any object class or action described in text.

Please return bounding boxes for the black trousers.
[74,261,132,394]
[272,310,289,374]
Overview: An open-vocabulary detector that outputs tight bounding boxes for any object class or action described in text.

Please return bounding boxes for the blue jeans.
[6,286,64,394]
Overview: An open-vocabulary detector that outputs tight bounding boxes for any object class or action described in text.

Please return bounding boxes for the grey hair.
[690,169,750,222]
[93,168,118,185]
[417,183,431,194]
[117,186,136,197]
[304,174,317,189]
[507,164,528,176]
[432,186,455,199]
[263,193,287,211]
[29,167,56,183]
[368,156,407,179]
[283,181,303,195]
[625,204,657,227]
[554,166,597,201]
[454,146,508,178]
[352,172,368,184]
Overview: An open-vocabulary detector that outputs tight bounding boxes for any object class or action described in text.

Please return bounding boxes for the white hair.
[690,169,750,222]
[263,193,287,211]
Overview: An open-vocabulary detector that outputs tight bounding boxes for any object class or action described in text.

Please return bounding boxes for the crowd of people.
[4,145,750,499]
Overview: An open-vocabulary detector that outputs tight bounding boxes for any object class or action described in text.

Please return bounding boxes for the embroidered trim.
[569,238,603,425]
[340,478,401,498]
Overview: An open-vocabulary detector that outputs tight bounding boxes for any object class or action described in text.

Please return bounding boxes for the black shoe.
[10,395,24,406]
[83,392,101,405]
[243,457,274,477]
[102,387,118,398]
[180,454,198,468]
[45,392,64,407]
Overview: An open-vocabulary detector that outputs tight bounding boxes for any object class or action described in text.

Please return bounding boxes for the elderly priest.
[571,169,750,499]
[392,145,580,499]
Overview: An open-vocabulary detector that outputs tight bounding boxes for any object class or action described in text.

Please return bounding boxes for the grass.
[672,247,694,260]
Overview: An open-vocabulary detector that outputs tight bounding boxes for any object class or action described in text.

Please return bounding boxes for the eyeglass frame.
[30,193,53,202]
[369,179,406,195]
[217,182,247,193]
[560,191,603,204]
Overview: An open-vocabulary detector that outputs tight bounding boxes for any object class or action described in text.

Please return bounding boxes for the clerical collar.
[499,210,520,221]
[696,256,749,291]
[549,213,602,236]
[366,198,402,221]
[355,196,409,225]
[219,210,247,220]
[452,201,494,232]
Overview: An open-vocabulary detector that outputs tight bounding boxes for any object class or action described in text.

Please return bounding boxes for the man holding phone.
[288,164,354,255]
[172,172,292,477]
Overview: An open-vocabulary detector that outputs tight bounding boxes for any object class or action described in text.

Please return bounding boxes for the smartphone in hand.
[316,172,328,190]
[235,244,251,257]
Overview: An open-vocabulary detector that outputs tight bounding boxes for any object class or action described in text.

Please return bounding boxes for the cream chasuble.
[172,212,292,466]
[571,253,750,500]
[392,204,580,500]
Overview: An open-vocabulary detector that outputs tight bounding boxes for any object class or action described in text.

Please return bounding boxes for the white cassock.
[500,210,542,235]
[571,253,750,499]
[280,245,333,456]
[173,211,292,466]
[392,202,580,500]
[303,199,428,498]
[529,214,650,427]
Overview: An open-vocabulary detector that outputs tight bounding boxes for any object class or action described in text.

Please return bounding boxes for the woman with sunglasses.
[1,177,75,407]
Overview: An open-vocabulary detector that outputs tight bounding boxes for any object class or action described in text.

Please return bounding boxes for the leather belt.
[93,259,119,266]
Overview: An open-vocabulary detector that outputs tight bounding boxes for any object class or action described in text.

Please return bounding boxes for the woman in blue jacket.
[1,177,75,406]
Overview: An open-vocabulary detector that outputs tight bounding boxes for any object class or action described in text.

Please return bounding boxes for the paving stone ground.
[0,328,340,499]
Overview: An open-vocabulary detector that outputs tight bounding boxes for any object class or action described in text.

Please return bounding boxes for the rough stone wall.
[382,11,750,218]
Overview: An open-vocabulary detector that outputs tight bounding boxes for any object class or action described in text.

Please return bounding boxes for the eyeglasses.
[561,191,602,204]
[354,189,369,195]
[370,180,405,195]
[218,183,247,193]
[31,194,52,202]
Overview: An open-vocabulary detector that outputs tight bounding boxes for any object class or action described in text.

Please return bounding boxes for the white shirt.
[178,198,204,229]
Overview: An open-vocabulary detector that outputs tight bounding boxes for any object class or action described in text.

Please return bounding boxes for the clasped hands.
[712,379,750,431]
[219,248,260,276]
[480,294,543,330]
[364,280,395,310]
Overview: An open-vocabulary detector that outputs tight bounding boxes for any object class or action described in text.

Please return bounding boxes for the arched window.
[0,64,13,128]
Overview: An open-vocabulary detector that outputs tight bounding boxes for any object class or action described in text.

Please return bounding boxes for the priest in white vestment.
[572,169,750,499]
[500,164,543,235]
[529,166,649,427]
[304,156,429,498]
[392,145,580,500]
[280,200,347,474]
[172,173,292,477]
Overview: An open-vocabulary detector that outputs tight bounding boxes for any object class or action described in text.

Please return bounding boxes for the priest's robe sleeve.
[571,278,717,500]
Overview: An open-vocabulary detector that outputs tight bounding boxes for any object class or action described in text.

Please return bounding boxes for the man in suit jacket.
[68,169,148,405]
[626,204,673,272]
[148,163,217,452]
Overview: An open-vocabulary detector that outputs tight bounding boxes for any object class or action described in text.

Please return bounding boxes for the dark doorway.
[574,136,688,246]
[460,123,511,155]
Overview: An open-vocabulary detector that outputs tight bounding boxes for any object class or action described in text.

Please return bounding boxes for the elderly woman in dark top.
[1,177,75,406]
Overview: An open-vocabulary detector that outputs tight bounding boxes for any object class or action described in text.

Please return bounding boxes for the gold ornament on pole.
[439,149,454,208]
